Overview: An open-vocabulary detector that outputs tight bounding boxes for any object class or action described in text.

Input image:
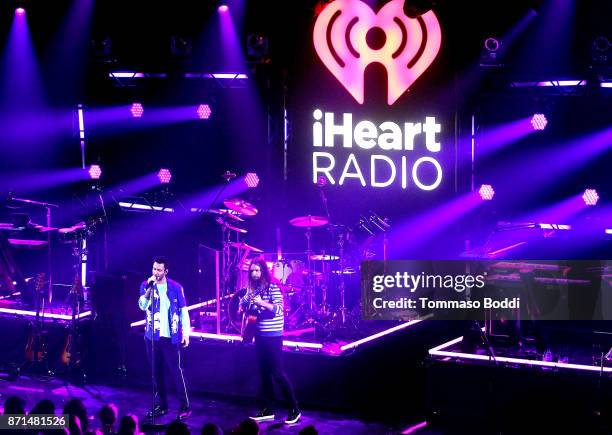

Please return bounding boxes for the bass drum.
[227,288,247,333]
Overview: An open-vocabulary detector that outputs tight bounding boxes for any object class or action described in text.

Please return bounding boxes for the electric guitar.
[241,286,266,342]
[60,274,83,366]
[24,273,47,362]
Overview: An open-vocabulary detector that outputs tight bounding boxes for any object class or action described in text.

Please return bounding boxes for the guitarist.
[239,257,301,425]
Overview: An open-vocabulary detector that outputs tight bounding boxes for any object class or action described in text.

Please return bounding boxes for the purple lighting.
[531,113,548,130]
[157,168,172,184]
[245,172,259,188]
[582,189,599,206]
[130,103,144,118]
[15,8,25,16]
[196,104,212,120]
[478,184,495,201]
[218,4,229,12]
[88,164,102,180]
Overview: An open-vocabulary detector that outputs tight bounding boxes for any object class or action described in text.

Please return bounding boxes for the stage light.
[88,165,102,180]
[478,184,495,201]
[484,37,500,52]
[247,33,270,59]
[582,189,599,206]
[130,103,144,118]
[591,35,610,67]
[15,8,25,16]
[196,104,212,120]
[245,173,260,188]
[530,113,547,131]
[218,3,228,12]
[158,168,172,184]
[170,35,193,58]
[480,37,503,67]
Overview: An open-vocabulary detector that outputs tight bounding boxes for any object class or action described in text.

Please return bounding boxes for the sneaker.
[177,406,192,420]
[145,405,168,419]
[249,408,275,422]
[284,408,301,425]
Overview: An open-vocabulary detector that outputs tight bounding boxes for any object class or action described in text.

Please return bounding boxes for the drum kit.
[215,196,386,338]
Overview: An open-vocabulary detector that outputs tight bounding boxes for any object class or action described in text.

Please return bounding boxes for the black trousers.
[145,337,189,409]
[255,335,298,410]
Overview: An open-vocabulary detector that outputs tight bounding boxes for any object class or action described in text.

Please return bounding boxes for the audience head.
[64,398,89,432]
[3,396,26,414]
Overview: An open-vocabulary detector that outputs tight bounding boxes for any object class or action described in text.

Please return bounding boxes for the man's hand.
[252,295,264,306]
[181,334,190,348]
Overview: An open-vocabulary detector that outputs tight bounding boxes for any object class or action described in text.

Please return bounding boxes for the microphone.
[145,278,156,290]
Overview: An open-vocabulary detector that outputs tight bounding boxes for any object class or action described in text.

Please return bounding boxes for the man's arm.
[138,282,151,311]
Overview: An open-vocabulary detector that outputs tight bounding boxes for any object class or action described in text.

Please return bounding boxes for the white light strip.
[190,331,243,342]
[127,325,323,350]
[536,80,585,87]
[340,320,423,352]
[430,348,612,372]
[429,332,612,373]
[210,73,248,79]
[130,295,236,327]
[539,223,571,230]
[118,202,174,212]
[600,83,612,88]
[109,72,146,78]
[605,229,612,235]
[282,340,323,350]
[0,308,92,320]
[78,108,85,135]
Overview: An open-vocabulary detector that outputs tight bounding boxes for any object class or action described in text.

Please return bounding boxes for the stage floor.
[0,376,392,434]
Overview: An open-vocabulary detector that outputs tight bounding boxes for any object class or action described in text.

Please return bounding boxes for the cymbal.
[58,222,86,234]
[289,215,328,228]
[210,209,244,222]
[309,254,339,261]
[228,241,263,253]
[215,217,247,234]
[223,198,257,216]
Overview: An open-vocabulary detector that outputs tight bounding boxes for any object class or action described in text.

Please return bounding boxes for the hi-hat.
[224,198,257,216]
[289,215,328,228]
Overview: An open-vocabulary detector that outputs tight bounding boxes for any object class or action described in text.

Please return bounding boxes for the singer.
[138,256,192,421]
[239,257,301,425]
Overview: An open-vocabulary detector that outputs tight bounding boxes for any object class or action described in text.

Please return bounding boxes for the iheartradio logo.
[313,0,442,105]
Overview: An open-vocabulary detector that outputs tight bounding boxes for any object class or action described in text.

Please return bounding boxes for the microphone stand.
[148,282,161,427]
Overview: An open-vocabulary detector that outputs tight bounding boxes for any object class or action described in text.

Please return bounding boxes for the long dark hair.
[247,257,271,292]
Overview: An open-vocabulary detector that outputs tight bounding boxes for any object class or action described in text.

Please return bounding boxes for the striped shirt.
[240,283,284,337]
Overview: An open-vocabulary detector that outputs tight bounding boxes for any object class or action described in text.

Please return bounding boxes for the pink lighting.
[88,164,102,180]
[478,184,495,201]
[582,188,599,206]
[313,0,442,105]
[245,172,260,188]
[218,4,228,12]
[130,103,144,118]
[15,8,26,16]
[530,113,548,130]
[157,168,172,184]
[196,104,212,120]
